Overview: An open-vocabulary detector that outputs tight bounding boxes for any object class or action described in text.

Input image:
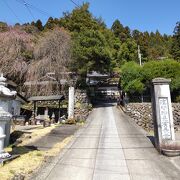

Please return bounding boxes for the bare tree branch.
[25,27,72,96]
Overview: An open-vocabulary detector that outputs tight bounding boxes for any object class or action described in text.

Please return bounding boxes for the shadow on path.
[147,135,156,147]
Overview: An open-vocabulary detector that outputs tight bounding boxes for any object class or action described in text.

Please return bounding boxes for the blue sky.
[0,0,179,35]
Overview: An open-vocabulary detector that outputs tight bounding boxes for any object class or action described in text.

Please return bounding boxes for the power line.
[15,0,53,18]
[26,3,53,17]
[2,0,23,24]
[70,0,80,8]
[3,0,80,25]
[19,0,36,21]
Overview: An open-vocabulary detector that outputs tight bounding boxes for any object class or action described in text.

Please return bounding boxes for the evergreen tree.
[31,21,35,26]
[35,19,44,31]
[0,22,8,32]
[171,22,180,61]
[72,30,112,75]
[111,20,131,42]
[117,39,138,65]
[59,3,103,32]
[44,17,58,30]
[132,30,172,61]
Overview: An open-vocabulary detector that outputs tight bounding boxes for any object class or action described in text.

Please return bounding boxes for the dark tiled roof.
[28,95,64,102]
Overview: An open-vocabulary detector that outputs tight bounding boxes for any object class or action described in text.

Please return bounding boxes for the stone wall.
[74,90,92,122]
[125,103,180,132]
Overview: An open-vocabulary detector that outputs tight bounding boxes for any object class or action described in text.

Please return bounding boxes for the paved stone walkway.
[35,104,180,180]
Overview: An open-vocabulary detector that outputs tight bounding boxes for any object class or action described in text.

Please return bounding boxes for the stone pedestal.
[0,108,12,154]
[0,100,11,147]
[68,87,75,119]
[0,121,6,153]
[151,78,175,152]
[5,120,11,147]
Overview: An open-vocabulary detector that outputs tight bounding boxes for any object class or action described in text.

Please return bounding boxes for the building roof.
[16,93,28,104]
[28,95,64,102]
[7,80,18,88]
[24,79,67,86]
[87,71,109,78]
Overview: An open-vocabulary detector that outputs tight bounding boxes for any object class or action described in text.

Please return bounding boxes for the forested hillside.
[0,3,179,98]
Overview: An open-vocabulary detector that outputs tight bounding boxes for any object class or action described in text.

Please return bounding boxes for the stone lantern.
[0,74,16,159]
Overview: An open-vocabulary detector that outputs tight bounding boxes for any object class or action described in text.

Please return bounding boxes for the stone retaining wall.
[74,90,91,122]
[125,103,180,132]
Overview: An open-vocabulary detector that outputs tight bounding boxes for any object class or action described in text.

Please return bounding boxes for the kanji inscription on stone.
[159,98,172,139]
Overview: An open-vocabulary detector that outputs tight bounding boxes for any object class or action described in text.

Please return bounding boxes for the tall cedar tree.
[171,22,180,61]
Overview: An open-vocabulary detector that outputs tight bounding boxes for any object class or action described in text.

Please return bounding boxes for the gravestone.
[151,78,175,152]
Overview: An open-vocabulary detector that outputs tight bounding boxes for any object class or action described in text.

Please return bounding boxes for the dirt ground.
[1,124,79,180]
[23,124,79,151]
[11,124,79,150]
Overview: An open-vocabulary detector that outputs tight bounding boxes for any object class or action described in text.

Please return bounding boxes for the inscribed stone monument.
[151,78,175,152]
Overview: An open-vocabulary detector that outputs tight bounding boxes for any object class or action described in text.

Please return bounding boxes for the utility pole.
[138,45,142,66]
[138,45,143,103]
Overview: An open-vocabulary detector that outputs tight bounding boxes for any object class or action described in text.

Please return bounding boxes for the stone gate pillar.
[151,78,175,152]
[68,87,75,119]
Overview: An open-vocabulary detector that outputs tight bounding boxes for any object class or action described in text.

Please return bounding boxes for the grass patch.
[0,150,45,180]
[148,130,154,136]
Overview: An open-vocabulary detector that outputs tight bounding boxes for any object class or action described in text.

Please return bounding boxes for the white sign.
[159,98,172,139]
